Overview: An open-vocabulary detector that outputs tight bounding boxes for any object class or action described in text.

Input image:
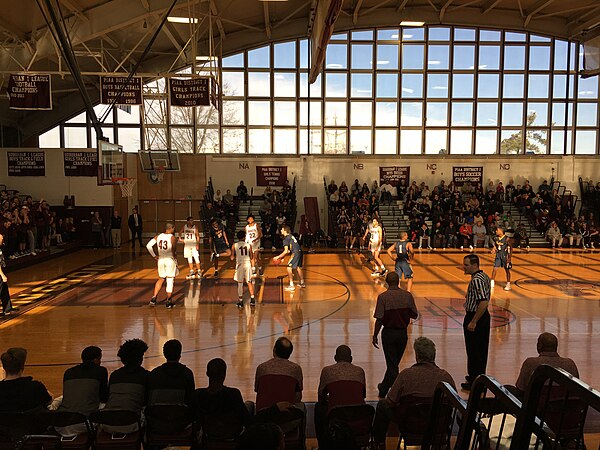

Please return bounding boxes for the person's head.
[273,337,293,359]
[239,180,245,185]
[237,230,246,241]
[463,254,480,275]
[163,339,182,362]
[132,207,137,214]
[280,225,291,237]
[537,333,559,354]
[237,423,284,450]
[94,211,100,218]
[247,214,255,224]
[117,339,148,367]
[186,216,194,226]
[495,227,505,237]
[165,222,175,233]
[113,210,119,217]
[81,346,102,365]
[226,189,231,195]
[1,348,27,376]
[399,231,408,240]
[206,358,227,384]
[385,271,400,288]
[414,337,436,363]
[334,345,352,364]
[211,219,219,230]
[372,218,379,227]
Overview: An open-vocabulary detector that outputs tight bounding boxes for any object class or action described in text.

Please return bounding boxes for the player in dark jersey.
[274,225,305,291]
[209,219,231,277]
[491,226,512,291]
[386,231,414,292]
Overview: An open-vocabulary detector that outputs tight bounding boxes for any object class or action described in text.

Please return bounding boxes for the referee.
[461,254,491,391]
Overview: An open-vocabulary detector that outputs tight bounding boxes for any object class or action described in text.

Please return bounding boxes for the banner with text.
[64,151,98,177]
[379,166,410,187]
[256,166,288,187]
[8,74,52,110]
[100,76,142,105]
[452,166,483,186]
[7,152,46,176]
[169,77,211,107]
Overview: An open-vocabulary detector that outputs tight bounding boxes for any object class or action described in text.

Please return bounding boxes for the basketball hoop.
[155,166,166,182]
[112,177,137,197]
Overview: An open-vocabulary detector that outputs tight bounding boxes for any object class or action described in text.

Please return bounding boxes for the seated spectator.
[458,221,473,251]
[0,235,16,317]
[417,223,431,250]
[472,220,489,249]
[0,347,52,412]
[214,189,223,202]
[56,346,108,435]
[237,181,248,203]
[314,345,366,449]
[223,189,234,206]
[514,223,530,250]
[104,339,149,433]
[194,358,252,436]
[444,221,458,249]
[545,221,563,248]
[148,339,195,406]
[372,337,455,447]
[431,221,446,249]
[254,337,303,412]
[327,180,338,196]
[507,332,579,399]
[237,422,284,450]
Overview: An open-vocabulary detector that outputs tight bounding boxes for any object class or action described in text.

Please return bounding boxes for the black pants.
[314,400,329,449]
[372,399,394,443]
[463,310,490,382]
[379,327,408,396]
[1,281,13,313]
[130,227,143,247]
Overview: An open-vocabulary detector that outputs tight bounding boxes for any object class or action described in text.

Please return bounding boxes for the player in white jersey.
[179,216,201,280]
[146,223,179,309]
[362,217,387,277]
[231,230,255,308]
[245,215,262,275]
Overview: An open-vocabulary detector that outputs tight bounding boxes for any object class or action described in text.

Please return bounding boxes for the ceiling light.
[428,60,440,65]
[376,60,390,65]
[400,21,425,26]
[167,17,199,23]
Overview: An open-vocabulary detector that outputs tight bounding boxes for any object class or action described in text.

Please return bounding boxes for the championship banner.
[256,166,288,187]
[379,166,410,187]
[7,74,52,110]
[64,151,98,177]
[169,77,211,107]
[100,76,142,105]
[452,166,483,186]
[7,152,45,176]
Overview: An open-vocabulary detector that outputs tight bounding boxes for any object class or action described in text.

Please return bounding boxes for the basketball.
[272,257,282,266]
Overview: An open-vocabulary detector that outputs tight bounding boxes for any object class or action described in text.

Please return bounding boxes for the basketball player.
[245,215,262,275]
[209,219,231,277]
[491,226,512,291]
[231,230,256,308]
[146,223,179,309]
[274,226,305,291]
[179,216,201,280]
[386,231,414,292]
[363,217,387,277]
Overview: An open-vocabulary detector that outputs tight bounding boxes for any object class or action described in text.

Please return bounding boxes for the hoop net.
[112,177,137,197]
[154,166,166,182]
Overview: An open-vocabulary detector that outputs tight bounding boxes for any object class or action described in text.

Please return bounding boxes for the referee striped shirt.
[464,270,491,312]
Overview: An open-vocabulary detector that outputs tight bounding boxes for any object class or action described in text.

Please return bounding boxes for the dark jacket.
[128,213,143,231]
[147,362,195,406]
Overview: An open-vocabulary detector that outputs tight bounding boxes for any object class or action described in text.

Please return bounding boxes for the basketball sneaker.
[299,282,306,288]
[371,270,380,277]
[166,300,174,309]
[284,284,296,291]
[379,268,388,277]
[149,297,157,306]
[504,282,511,291]
[214,270,219,278]
[236,299,243,308]
[195,271,202,279]
[250,297,256,306]
[186,271,195,280]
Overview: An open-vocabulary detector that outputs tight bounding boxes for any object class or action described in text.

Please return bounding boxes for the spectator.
[254,337,303,412]
[148,339,195,406]
[56,346,108,435]
[472,220,489,249]
[128,207,143,249]
[327,180,338,196]
[507,333,579,399]
[514,223,530,250]
[223,189,234,206]
[91,211,104,249]
[314,345,366,449]
[194,358,252,433]
[417,223,432,250]
[372,337,455,447]
[444,221,458,249]
[237,181,249,203]
[110,210,122,249]
[0,234,16,317]
[0,347,52,412]
[214,189,223,202]
[545,221,563,248]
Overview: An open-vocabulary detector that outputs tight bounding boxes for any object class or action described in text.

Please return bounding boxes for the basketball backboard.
[97,139,124,185]
[139,150,181,172]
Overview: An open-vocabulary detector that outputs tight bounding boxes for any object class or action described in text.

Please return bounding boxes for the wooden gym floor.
[0,245,599,442]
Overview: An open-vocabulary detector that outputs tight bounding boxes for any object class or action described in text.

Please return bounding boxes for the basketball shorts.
[246,239,260,252]
[234,262,252,283]
[214,240,229,254]
[184,245,200,261]
[395,259,414,279]
[369,241,382,253]
[158,257,179,278]
[494,255,509,269]
[287,252,304,269]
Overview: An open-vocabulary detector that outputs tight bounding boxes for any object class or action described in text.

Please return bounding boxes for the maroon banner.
[8,74,52,110]
[100,76,142,105]
[169,77,210,107]
[64,151,98,177]
[256,166,288,187]
[379,166,410,187]
[452,166,483,186]
[7,152,45,176]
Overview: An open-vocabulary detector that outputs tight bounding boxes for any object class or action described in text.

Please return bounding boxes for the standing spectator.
[148,339,195,406]
[237,180,248,203]
[461,254,491,391]
[110,210,122,249]
[0,234,16,317]
[128,207,143,248]
[91,211,104,249]
[372,272,419,398]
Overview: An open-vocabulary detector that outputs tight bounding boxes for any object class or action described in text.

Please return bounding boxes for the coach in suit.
[128,207,143,248]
